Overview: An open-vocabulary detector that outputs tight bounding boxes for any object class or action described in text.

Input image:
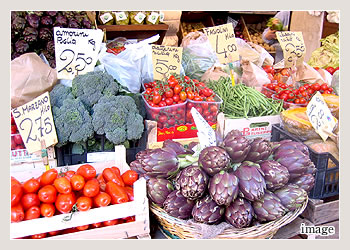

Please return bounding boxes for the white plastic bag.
[98,35,160,93]
[241,59,270,91]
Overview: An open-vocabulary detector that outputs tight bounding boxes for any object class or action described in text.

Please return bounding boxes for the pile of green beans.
[206,77,284,119]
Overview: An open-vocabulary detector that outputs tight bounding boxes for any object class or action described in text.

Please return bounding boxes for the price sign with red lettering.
[54,27,104,80]
[203,23,239,64]
[152,45,183,80]
[11,92,58,154]
[276,31,306,68]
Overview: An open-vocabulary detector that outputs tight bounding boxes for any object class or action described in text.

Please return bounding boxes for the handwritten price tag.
[276,31,306,68]
[152,45,183,80]
[306,91,337,141]
[203,23,239,64]
[54,27,104,80]
[11,92,58,154]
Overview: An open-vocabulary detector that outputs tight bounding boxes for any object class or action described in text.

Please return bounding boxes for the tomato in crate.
[185,95,222,124]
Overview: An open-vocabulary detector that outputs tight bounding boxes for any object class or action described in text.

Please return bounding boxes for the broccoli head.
[91,95,144,145]
[52,97,94,147]
[49,83,74,108]
[71,70,119,109]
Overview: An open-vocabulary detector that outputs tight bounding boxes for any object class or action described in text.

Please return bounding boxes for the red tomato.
[173,84,182,94]
[158,115,167,124]
[94,192,111,207]
[54,177,72,194]
[193,96,203,101]
[21,193,40,211]
[13,134,23,145]
[124,216,136,223]
[76,164,96,181]
[326,66,335,75]
[11,182,23,207]
[38,185,57,203]
[299,98,307,104]
[102,168,125,187]
[206,96,215,102]
[40,169,58,186]
[105,181,129,205]
[159,101,166,107]
[11,125,18,134]
[311,83,321,91]
[323,90,331,94]
[168,118,176,126]
[152,94,161,105]
[103,219,119,226]
[165,89,174,98]
[76,225,89,231]
[70,174,85,191]
[321,83,329,91]
[76,196,92,211]
[172,94,180,103]
[24,206,40,220]
[186,91,194,100]
[31,233,47,239]
[11,204,24,222]
[55,193,76,214]
[47,230,60,236]
[40,203,56,217]
[91,222,102,228]
[63,170,76,181]
[179,91,187,101]
[165,98,174,106]
[210,105,218,114]
[22,178,40,194]
[124,186,134,201]
[11,176,21,186]
[97,174,106,192]
[121,170,138,186]
[83,179,100,198]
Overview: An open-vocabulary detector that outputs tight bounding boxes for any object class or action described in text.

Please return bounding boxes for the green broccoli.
[52,97,94,147]
[91,95,144,145]
[49,83,74,108]
[71,70,119,109]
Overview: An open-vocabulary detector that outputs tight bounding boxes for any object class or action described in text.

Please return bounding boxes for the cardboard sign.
[11,92,58,154]
[152,45,183,80]
[203,23,239,64]
[306,91,337,141]
[54,27,104,80]
[276,31,306,68]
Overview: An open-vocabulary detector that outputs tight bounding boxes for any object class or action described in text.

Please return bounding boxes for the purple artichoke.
[25,13,40,28]
[11,16,26,31]
[274,184,308,212]
[54,14,68,27]
[147,177,174,206]
[274,140,309,156]
[163,139,190,156]
[163,190,195,219]
[234,161,266,201]
[222,132,252,163]
[244,137,272,162]
[259,160,290,191]
[82,17,93,29]
[39,27,53,41]
[48,59,56,69]
[225,198,254,228]
[208,170,239,206]
[198,146,231,176]
[40,15,53,26]
[192,195,225,224]
[46,40,55,55]
[289,174,315,193]
[45,11,58,17]
[11,52,22,60]
[15,40,29,53]
[23,27,38,43]
[252,190,287,222]
[68,19,80,29]
[175,165,209,200]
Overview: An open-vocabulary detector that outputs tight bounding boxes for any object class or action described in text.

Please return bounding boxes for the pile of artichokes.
[130,130,316,228]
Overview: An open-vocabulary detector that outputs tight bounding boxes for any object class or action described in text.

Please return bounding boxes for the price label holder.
[152,45,183,81]
[276,31,306,68]
[306,91,337,141]
[190,107,217,156]
[11,92,58,159]
[54,27,104,80]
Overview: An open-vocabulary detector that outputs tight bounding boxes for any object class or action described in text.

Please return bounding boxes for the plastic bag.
[247,42,274,66]
[241,59,270,91]
[98,35,160,93]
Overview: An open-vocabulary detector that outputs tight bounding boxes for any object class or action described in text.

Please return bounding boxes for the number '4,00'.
[215,35,237,59]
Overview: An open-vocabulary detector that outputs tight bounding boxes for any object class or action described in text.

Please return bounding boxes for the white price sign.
[54,27,104,80]
[306,91,337,141]
[190,107,216,154]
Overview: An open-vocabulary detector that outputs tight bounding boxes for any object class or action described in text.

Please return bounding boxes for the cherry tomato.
[91,222,102,228]
[76,196,92,211]
[210,105,218,114]
[11,204,24,222]
[121,170,138,186]
[165,89,174,98]
[24,206,40,220]
[168,118,176,126]
[321,83,329,91]
[311,83,321,91]
[323,90,331,94]
[159,101,167,107]
[31,233,47,239]
[55,193,76,214]
[76,225,89,231]
[173,84,182,94]
[165,98,174,106]
[38,185,57,203]
[22,178,40,194]
[307,89,314,95]
[124,186,134,201]
[76,164,96,181]
[206,96,215,102]
[294,98,301,104]
[11,182,23,207]
[54,177,72,194]
[40,169,58,186]
[193,96,203,101]
[327,87,334,93]
[299,98,307,104]
[97,174,106,192]
[152,94,162,105]
[105,181,129,205]
[172,94,180,103]
[102,168,125,187]
[301,91,308,98]
[40,203,55,217]
[103,219,119,226]
[186,91,194,100]
[21,193,40,211]
[303,83,310,89]
[83,179,100,198]
[158,115,168,124]
[63,170,76,181]
[94,192,111,207]
[48,230,60,236]
[326,66,335,75]
[70,174,85,191]
[298,86,306,92]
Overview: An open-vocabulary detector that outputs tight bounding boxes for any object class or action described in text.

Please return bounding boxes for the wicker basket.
[150,196,308,239]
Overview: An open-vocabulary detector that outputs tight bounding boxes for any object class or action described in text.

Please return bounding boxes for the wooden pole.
[40,140,50,171]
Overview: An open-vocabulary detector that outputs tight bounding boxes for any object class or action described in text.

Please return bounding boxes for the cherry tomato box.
[10,145,150,239]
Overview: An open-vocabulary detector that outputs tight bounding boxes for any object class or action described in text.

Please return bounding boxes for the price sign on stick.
[276,31,306,68]
[306,91,337,141]
[203,23,239,64]
[152,45,183,80]
[11,92,58,154]
[54,27,104,80]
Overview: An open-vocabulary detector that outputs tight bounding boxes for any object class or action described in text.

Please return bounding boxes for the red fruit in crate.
[55,193,76,214]
[38,185,57,203]
[63,170,76,181]
[124,186,134,201]
[11,204,24,222]
[13,134,23,145]
[11,125,17,134]
[23,178,40,194]
[76,225,89,231]
[40,203,55,217]
[54,177,72,194]
[70,174,85,191]
[11,115,15,125]
[24,206,41,220]
[105,181,129,204]
[83,179,100,197]
[11,138,16,150]
[121,170,138,186]
[48,230,60,236]
[91,222,102,228]
[76,164,96,181]
[94,192,111,207]
[76,196,92,211]
[31,233,47,239]
[11,182,23,207]
[103,219,119,226]
[40,169,58,186]
[21,193,40,211]
[102,168,125,187]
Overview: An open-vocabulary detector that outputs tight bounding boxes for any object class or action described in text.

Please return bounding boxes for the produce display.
[11,113,25,150]
[245,19,276,52]
[132,130,314,229]
[10,164,139,239]
[11,11,94,68]
[181,22,206,37]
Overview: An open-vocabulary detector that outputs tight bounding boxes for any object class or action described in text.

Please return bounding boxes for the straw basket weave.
[150,196,308,239]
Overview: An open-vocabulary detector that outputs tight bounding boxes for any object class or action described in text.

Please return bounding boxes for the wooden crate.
[10,145,150,239]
